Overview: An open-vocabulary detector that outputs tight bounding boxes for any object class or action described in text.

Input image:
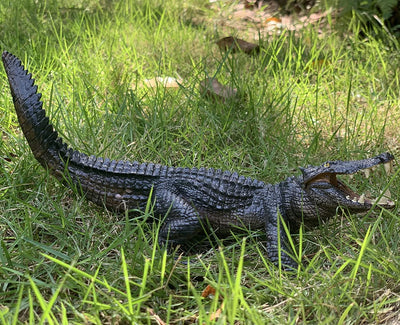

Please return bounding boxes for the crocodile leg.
[154,187,204,248]
[265,212,298,270]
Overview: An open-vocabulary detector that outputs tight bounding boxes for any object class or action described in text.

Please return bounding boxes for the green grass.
[1,0,400,323]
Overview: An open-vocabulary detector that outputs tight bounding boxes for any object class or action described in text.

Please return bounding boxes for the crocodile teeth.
[382,188,391,199]
[372,189,394,206]
[358,193,365,204]
[384,161,394,175]
[373,196,388,205]
[346,195,351,200]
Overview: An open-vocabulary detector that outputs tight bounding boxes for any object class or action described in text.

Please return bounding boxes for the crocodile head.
[296,152,395,227]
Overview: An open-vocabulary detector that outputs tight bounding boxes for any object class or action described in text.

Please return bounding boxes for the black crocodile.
[2,51,395,269]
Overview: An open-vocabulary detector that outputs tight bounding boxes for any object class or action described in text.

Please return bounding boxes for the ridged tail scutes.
[2,51,67,178]
[3,51,170,213]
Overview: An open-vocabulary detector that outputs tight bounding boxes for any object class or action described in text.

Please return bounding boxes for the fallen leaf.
[142,76,183,89]
[263,16,283,29]
[266,16,282,23]
[147,308,167,325]
[201,284,217,298]
[209,302,224,321]
[216,36,259,54]
[199,78,239,102]
[201,285,224,321]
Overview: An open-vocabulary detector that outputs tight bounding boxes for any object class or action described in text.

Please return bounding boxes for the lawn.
[1,0,400,323]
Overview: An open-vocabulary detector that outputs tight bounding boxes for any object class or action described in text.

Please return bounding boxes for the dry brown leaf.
[216,36,259,54]
[142,76,182,89]
[147,308,167,325]
[190,285,226,323]
[201,285,224,322]
[199,78,239,103]
[201,284,217,298]
[266,16,282,23]
[209,302,224,321]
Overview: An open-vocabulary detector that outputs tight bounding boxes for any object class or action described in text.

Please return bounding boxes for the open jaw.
[302,152,396,210]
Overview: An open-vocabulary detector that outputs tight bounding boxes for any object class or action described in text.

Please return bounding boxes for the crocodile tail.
[2,51,69,180]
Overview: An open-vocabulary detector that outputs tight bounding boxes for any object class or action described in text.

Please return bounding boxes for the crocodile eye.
[324,162,330,168]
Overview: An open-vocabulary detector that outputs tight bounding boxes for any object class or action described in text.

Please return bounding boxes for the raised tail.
[2,51,162,211]
[2,51,69,179]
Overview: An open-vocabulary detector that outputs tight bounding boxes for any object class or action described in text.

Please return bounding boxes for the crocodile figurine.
[2,51,395,269]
